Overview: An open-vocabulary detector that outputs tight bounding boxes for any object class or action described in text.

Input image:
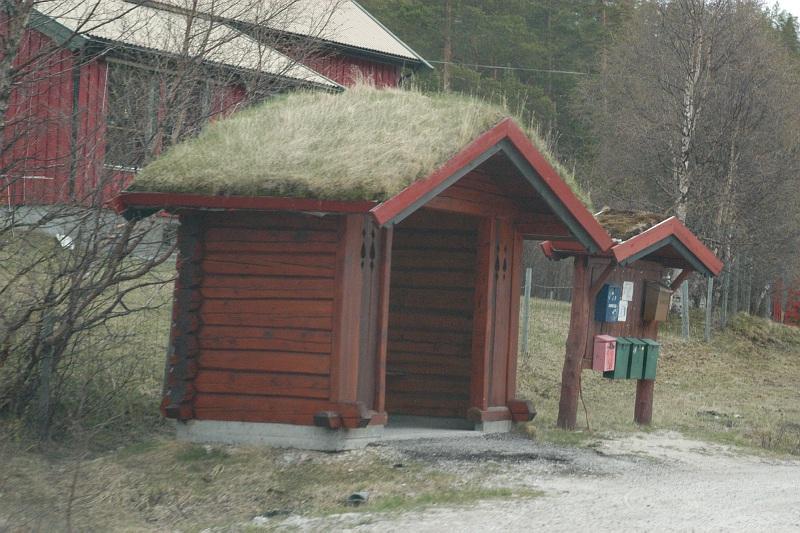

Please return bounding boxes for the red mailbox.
[593,335,617,372]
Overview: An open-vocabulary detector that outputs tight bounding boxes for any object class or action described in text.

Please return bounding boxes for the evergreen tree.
[359,0,632,162]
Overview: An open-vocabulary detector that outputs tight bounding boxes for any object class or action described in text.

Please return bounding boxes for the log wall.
[189,211,340,425]
[385,210,479,418]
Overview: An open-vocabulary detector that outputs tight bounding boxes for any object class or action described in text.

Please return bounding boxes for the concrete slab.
[175,415,515,450]
[176,420,384,451]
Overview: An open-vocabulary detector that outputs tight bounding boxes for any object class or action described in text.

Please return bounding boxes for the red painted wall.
[2,22,401,207]
[1,26,79,205]
[772,278,800,326]
[306,52,402,88]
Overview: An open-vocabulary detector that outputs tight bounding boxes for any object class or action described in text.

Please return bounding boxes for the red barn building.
[1,0,428,207]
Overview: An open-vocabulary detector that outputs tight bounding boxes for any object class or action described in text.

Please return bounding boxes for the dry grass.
[0,438,534,530]
[594,207,665,241]
[518,298,800,455]
[132,84,589,204]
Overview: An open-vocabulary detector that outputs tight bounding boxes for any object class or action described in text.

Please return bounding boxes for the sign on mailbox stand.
[595,283,622,322]
[593,335,617,372]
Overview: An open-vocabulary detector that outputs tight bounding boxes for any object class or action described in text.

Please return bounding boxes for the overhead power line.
[427,59,592,76]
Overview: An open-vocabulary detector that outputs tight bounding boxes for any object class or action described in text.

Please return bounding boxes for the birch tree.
[580,0,800,321]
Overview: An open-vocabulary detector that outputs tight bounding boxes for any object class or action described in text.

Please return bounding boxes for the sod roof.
[131,85,585,203]
[594,207,666,242]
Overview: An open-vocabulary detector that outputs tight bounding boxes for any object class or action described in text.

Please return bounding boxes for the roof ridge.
[348,0,432,68]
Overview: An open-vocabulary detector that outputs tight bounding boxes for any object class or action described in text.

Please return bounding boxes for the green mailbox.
[642,339,661,380]
[604,337,632,380]
[627,338,647,379]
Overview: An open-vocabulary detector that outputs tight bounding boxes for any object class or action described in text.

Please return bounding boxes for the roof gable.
[371,118,613,254]
[612,217,724,276]
[541,216,723,277]
[137,0,430,66]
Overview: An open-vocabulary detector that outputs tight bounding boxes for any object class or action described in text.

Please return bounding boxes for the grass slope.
[2,296,799,529]
[518,299,800,454]
[132,84,589,204]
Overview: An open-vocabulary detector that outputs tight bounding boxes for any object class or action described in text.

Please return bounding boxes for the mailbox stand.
[543,212,724,430]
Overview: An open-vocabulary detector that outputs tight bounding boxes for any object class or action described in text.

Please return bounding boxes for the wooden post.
[470,217,496,412]
[680,280,690,339]
[721,266,730,327]
[330,214,366,403]
[634,379,654,425]
[521,267,532,356]
[373,226,393,414]
[557,256,589,430]
[704,276,713,342]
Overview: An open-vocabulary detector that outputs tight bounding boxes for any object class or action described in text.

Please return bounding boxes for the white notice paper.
[622,281,634,301]
[618,300,629,321]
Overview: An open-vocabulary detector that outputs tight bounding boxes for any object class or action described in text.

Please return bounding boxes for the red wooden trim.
[313,411,343,429]
[503,121,613,252]
[470,217,496,411]
[488,219,514,406]
[330,215,365,403]
[113,192,376,215]
[612,217,724,276]
[371,121,511,226]
[540,240,600,259]
[507,399,537,422]
[368,411,388,426]
[374,226,393,413]
[370,119,613,254]
[467,406,512,422]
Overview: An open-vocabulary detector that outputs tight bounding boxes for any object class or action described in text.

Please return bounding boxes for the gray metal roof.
[139,0,430,66]
[32,0,342,88]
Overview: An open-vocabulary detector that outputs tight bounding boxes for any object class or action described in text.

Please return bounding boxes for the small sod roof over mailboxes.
[114,85,612,253]
[541,208,723,276]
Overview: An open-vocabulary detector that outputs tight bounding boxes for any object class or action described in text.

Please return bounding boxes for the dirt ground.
[272,431,800,532]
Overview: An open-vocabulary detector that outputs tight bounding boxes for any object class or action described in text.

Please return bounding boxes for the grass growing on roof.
[594,207,666,241]
[132,84,588,204]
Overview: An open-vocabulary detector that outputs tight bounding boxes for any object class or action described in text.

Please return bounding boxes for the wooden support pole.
[634,379,655,425]
[470,217,496,411]
[557,256,589,430]
[704,276,713,342]
[373,226,393,414]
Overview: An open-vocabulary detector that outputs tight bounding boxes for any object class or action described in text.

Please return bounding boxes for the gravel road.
[286,431,800,532]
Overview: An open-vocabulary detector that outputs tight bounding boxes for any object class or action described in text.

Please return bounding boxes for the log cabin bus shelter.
[112,87,619,450]
[541,209,724,429]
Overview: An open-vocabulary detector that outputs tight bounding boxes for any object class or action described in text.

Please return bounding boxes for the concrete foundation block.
[475,419,514,434]
[175,420,384,451]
